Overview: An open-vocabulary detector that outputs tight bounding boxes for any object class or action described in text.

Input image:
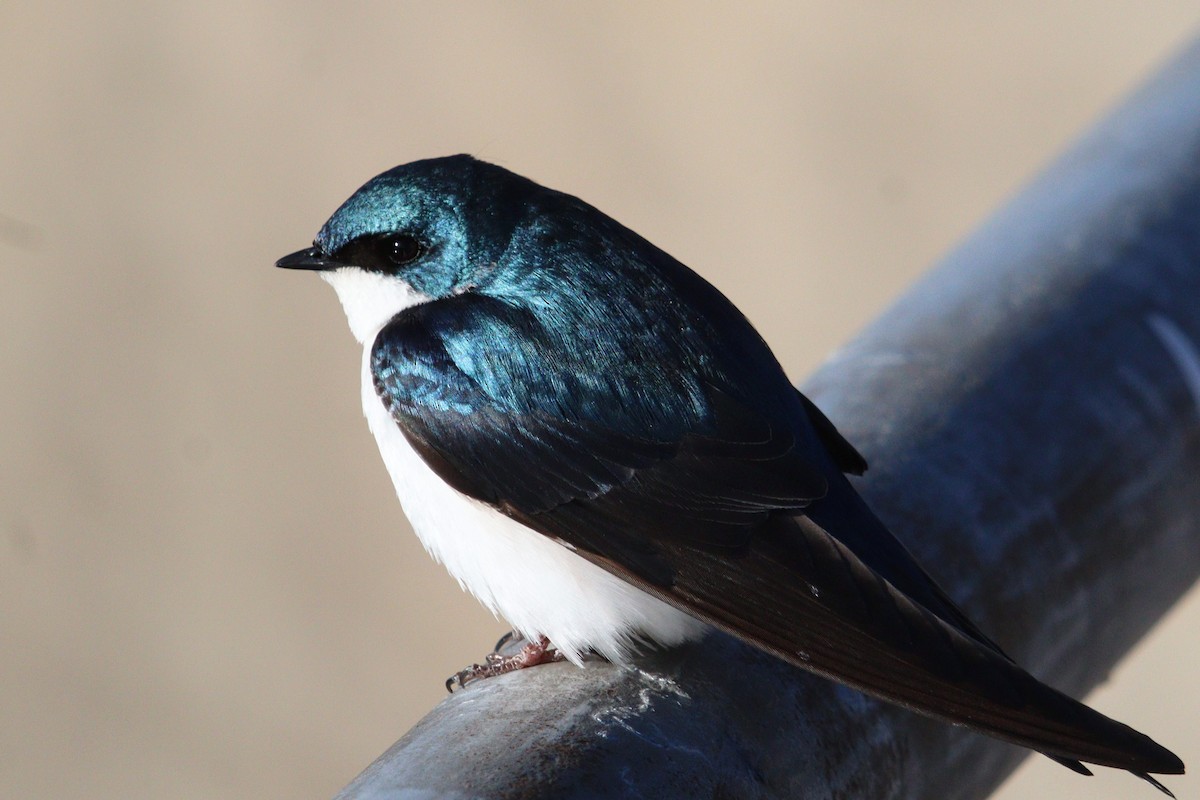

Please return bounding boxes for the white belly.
[359,349,706,665]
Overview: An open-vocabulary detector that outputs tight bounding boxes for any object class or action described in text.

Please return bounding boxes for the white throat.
[320,268,429,344]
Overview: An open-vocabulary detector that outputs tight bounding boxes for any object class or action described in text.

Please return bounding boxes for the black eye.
[330,232,426,274]
[383,234,423,266]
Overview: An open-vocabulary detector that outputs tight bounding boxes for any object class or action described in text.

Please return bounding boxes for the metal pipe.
[334,38,1200,800]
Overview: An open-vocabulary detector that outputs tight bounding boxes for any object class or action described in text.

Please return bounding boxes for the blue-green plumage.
[277,155,1182,788]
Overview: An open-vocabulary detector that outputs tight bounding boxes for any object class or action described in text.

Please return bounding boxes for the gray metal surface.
[334,39,1200,800]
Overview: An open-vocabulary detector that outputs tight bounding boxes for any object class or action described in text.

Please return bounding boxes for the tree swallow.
[277,155,1182,791]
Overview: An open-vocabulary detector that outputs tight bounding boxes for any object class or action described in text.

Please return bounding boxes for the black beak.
[276,247,341,271]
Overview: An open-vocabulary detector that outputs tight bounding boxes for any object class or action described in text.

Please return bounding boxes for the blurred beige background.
[3,3,1198,798]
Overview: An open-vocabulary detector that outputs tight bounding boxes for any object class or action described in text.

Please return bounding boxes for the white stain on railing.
[1148,314,1200,417]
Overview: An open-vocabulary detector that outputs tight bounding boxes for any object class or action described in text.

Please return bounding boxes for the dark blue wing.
[371,292,829,581]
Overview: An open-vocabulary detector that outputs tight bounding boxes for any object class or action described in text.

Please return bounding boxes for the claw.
[493,630,516,653]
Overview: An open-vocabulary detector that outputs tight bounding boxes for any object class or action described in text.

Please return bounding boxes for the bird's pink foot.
[445,635,565,692]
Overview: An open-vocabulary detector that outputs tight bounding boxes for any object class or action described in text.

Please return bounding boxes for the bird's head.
[277,155,539,344]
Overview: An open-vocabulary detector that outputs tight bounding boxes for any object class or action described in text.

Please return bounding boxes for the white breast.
[359,347,706,665]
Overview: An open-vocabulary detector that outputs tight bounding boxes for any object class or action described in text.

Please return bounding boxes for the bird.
[277,154,1183,792]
